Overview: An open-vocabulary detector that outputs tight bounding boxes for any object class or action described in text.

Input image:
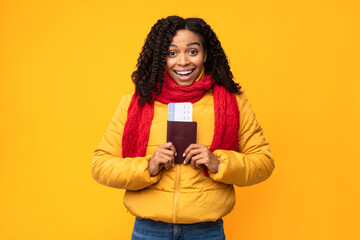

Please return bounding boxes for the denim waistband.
[132,217,225,240]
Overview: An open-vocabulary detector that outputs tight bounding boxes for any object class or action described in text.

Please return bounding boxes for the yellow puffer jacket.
[91,90,274,224]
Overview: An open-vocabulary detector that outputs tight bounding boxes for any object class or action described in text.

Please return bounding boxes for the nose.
[177,53,189,66]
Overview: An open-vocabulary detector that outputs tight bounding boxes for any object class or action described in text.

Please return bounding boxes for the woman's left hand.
[183,144,220,173]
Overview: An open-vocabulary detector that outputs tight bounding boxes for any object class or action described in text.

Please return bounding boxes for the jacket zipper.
[172,164,181,223]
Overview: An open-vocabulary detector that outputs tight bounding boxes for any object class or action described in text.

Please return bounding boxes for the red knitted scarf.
[122,71,239,176]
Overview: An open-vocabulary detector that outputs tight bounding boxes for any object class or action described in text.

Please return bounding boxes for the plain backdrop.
[1,0,359,239]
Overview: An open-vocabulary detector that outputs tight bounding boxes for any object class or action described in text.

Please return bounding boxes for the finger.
[190,154,204,168]
[152,153,170,167]
[166,142,177,154]
[164,160,171,170]
[191,157,205,169]
[184,148,204,164]
[190,157,197,168]
[194,159,204,168]
[157,150,175,168]
[159,152,176,170]
[160,142,172,148]
[159,143,176,161]
[194,158,207,169]
[191,152,205,162]
[183,150,196,165]
[159,149,175,168]
[162,142,176,152]
[150,162,164,175]
[154,146,175,157]
[156,156,172,170]
[166,143,176,167]
[190,151,209,168]
[169,152,175,168]
[157,148,176,157]
[183,144,202,157]
[158,163,165,172]
[158,152,174,162]
[164,157,174,170]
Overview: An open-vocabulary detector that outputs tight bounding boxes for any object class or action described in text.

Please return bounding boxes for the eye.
[168,51,177,57]
[189,50,199,55]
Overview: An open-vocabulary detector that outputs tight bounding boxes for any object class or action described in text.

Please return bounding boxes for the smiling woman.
[165,30,207,86]
[91,16,275,240]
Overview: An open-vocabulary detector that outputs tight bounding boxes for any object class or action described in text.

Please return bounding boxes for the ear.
[203,51,207,62]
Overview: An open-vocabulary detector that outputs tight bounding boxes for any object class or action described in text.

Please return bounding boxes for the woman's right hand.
[148,142,176,176]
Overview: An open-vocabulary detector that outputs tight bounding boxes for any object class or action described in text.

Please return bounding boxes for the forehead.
[170,30,202,46]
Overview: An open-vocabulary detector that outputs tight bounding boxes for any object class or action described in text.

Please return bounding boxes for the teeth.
[175,70,193,75]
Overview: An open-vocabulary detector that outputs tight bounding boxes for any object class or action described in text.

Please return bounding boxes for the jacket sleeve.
[91,94,161,190]
[209,93,275,187]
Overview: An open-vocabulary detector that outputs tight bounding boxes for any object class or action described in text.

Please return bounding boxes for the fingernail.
[183,160,186,164]
[175,152,177,157]
[183,153,186,157]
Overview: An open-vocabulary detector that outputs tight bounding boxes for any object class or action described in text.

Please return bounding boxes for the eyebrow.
[169,42,201,47]
[187,42,201,47]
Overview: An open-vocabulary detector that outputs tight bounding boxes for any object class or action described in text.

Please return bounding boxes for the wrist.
[216,158,221,173]
[209,157,221,173]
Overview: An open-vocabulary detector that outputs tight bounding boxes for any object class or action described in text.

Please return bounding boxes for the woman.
[92,16,275,240]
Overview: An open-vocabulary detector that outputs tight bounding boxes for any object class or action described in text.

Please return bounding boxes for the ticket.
[168,102,192,122]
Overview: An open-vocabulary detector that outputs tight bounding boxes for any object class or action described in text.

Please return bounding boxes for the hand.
[148,142,176,176]
[183,144,220,173]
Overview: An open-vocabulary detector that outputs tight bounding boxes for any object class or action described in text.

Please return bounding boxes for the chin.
[179,82,195,86]
[172,78,196,86]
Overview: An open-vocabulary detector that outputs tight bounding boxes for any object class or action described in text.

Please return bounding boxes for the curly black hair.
[132,16,241,103]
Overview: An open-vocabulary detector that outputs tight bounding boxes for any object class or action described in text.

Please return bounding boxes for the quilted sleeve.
[209,93,275,186]
[91,93,161,190]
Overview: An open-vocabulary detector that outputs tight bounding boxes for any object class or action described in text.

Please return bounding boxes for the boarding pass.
[168,102,193,122]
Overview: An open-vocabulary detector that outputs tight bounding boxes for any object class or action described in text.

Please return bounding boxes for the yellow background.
[1,0,359,239]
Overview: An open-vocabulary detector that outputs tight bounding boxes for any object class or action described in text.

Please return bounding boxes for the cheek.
[194,57,205,66]
[166,58,175,69]
[165,59,175,76]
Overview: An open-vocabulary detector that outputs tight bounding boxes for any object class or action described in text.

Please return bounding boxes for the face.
[165,30,207,86]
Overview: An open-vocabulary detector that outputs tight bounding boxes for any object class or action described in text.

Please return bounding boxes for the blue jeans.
[131,217,225,240]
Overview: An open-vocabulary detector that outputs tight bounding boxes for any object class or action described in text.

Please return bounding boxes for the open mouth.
[174,69,195,76]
